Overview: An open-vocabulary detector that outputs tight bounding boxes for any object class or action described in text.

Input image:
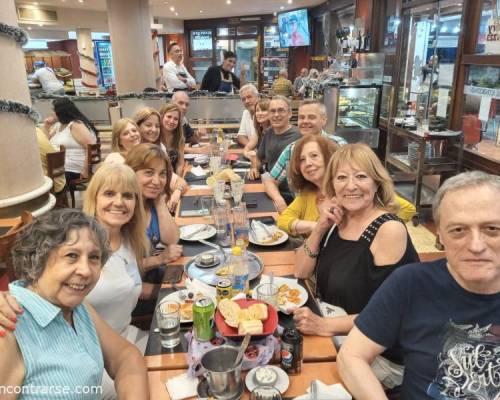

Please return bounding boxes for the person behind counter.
[277,135,338,236]
[237,84,259,147]
[159,102,185,176]
[292,143,420,389]
[201,50,246,93]
[31,60,65,95]
[338,171,500,399]
[162,42,196,92]
[1,208,149,400]
[43,97,98,181]
[272,69,294,98]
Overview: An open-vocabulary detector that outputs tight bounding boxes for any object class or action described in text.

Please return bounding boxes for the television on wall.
[278,8,311,48]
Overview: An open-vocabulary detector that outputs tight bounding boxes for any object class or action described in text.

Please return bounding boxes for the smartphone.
[162,265,184,284]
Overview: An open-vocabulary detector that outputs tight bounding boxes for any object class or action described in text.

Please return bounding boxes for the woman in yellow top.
[277,136,417,236]
[278,135,338,236]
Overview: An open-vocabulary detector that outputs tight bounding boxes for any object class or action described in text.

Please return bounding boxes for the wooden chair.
[0,211,33,284]
[46,145,69,208]
[68,142,102,208]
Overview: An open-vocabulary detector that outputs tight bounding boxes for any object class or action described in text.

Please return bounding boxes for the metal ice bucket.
[200,346,243,399]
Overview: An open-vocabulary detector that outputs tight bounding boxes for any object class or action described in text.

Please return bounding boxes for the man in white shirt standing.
[162,42,196,91]
[32,61,65,95]
[236,83,259,147]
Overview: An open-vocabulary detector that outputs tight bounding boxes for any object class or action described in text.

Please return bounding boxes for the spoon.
[234,333,251,367]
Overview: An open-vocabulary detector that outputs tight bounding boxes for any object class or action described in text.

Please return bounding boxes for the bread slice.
[248,303,268,321]
[218,299,241,322]
[238,319,263,335]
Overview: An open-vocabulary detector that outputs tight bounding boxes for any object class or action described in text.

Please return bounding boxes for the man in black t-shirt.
[337,171,500,400]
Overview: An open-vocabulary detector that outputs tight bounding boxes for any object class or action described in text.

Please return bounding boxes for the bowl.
[253,366,278,387]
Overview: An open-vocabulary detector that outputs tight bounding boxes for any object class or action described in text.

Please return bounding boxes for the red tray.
[214,299,278,338]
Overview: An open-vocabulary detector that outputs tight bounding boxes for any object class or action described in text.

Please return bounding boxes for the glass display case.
[324,84,382,147]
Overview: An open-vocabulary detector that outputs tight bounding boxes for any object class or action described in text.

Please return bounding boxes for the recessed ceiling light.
[78,0,84,3]
[287,0,292,3]
[170,6,175,11]
[199,10,203,13]
[226,0,231,4]
[273,12,277,16]
[175,12,178,16]
[280,5,284,10]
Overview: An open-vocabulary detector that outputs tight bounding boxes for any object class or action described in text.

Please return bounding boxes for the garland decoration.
[0,23,28,46]
[0,99,40,123]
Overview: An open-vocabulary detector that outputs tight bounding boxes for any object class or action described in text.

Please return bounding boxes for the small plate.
[249,227,289,247]
[245,365,290,394]
[252,278,308,313]
[194,253,221,269]
[179,224,216,241]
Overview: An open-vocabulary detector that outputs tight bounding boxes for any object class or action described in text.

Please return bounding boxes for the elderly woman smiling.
[0,209,148,399]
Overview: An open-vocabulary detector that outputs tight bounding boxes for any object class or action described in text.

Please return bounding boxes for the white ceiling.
[15,0,325,21]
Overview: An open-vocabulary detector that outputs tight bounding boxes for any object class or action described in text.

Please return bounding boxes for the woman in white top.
[103,118,141,164]
[133,106,187,212]
[44,97,97,181]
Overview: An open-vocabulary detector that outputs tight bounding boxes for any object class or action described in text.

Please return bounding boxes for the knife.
[183,225,209,239]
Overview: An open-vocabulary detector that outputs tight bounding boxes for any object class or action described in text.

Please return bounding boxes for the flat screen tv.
[278,8,311,48]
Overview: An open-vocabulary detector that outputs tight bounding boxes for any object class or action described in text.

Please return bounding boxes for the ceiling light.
[273,12,277,16]
[38,23,43,26]
[226,0,231,4]
[78,0,84,3]
[280,5,284,10]
[170,6,175,11]
[199,10,203,13]
[175,12,178,16]
[34,2,39,5]
[287,0,292,3]
[27,26,32,30]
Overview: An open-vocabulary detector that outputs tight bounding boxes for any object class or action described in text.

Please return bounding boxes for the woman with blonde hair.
[159,102,185,176]
[125,143,182,274]
[104,118,141,163]
[243,98,271,158]
[292,144,419,387]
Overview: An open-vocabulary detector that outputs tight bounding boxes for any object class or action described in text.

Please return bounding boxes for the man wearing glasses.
[248,95,300,180]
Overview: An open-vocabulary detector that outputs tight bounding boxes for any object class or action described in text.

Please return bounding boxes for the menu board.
[191,30,212,51]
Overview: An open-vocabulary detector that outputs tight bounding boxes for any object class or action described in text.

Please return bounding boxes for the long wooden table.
[144,149,343,398]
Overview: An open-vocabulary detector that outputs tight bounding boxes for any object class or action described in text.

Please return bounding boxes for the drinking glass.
[214,205,231,247]
[214,179,226,206]
[250,386,282,400]
[209,155,222,175]
[231,179,244,205]
[256,283,279,308]
[200,196,214,217]
[156,301,180,348]
[232,203,250,249]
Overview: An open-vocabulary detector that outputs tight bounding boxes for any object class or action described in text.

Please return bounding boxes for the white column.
[152,29,162,90]
[106,0,156,94]
[0,0,54,218]
[76,28,98,94]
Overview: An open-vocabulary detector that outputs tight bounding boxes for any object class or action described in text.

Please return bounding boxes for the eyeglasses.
[269,108,289,115]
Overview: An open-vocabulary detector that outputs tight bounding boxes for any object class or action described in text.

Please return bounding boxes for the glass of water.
[156,301,181,348]
[231,179,244,205]
[209,155,222,176]
[256,283,279,308]
[250,386,282,400]
[214,179,226,206]
[232,203,249,249]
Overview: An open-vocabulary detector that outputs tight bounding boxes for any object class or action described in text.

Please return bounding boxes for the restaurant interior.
[0,0,499,399]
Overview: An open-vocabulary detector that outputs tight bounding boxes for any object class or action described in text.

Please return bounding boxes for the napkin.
[190,165,207,177]
[165,373,198,400]
[293,380,352,400]
[185,277,216,299]
[250,220,277,242]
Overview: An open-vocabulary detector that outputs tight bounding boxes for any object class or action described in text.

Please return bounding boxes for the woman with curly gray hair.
[0,209,149,399]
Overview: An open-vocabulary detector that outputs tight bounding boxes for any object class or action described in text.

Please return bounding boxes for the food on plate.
[238,319,263,335]
[254,366,278,386]
[259,230,284,244]
[200,253,215,265]
[178,292,204,320]
[218,299,268,333]
[206,168,241,186]
[278,284,302,305]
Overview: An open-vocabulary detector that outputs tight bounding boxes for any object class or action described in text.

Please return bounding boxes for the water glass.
[214,205,231,247]
[232,203,250,249]
[214,179,226,206]
[256,283,279,308]
[209,156,222,175]
[200,196,214,217]
[231,179,244,205]
[156,301,180,348]
[250,386,282,400]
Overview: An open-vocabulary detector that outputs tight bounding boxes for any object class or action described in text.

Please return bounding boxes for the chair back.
[0,211,33,282]
[46,145,66,194]
[86,143,102,178]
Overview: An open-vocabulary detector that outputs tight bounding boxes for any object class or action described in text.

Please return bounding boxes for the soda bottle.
[230,246,249,296]
[281,327,303,374]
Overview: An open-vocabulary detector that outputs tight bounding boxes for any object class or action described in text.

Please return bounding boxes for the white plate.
[245,365,290,394]
[184,153,198,160]
[179,224,216,241]
[248,228,289,247]
[252,278,308,313]
[160,290,213,323]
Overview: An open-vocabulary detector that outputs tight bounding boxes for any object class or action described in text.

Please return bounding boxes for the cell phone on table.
[162,265,184,284]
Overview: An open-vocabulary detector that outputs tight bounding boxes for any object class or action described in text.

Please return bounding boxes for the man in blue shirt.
[337,171,500,400]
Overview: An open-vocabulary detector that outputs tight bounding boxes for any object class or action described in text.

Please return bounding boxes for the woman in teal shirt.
[0,209,148,399]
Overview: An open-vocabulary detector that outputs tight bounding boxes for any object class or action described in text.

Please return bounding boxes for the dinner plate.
[184,153,198,160]
[249,227,289,247]
[214,299,278,339]
[159,290,214,323]
[252,278,308,313]
[245,365,290,394]
[179,224,216,241]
